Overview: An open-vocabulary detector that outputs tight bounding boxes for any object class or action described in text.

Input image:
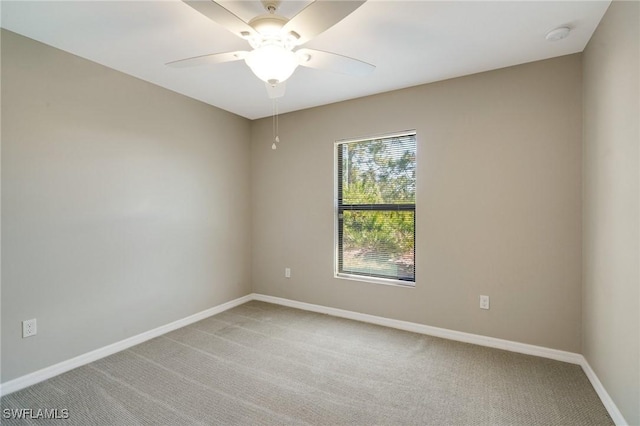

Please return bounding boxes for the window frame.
[334,130,417,287]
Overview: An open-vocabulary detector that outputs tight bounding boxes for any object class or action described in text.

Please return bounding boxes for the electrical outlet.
[479,295,490,310]
[285,268,291,278]
[22,318,37,338]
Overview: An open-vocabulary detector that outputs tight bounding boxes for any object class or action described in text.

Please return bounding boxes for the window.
[335,131,416,285]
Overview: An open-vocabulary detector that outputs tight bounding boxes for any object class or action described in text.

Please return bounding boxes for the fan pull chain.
[272,99,280,150]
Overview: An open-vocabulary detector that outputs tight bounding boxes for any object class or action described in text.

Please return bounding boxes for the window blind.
[336,131,416,283]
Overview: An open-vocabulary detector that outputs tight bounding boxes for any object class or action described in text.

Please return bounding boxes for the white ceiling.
[1,0,610,120]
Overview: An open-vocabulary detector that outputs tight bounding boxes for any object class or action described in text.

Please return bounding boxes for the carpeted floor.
[1,301,613,425]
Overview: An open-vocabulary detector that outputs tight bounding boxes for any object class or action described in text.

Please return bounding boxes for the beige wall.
[1,30,252,382]
[251,54,583,353]
[582,1,640,424]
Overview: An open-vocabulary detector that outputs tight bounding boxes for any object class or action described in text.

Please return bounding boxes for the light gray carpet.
[1,301,613,425]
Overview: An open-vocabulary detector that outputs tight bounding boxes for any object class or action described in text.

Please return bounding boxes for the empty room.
[1,0,638,424]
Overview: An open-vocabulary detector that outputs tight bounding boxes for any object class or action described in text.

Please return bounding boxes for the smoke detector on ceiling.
[546,27,571,42]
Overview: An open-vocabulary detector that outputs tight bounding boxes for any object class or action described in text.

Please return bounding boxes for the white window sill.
[335,273,415,288]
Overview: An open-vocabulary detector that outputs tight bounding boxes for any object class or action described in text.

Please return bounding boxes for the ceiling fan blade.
[183,0,257,39]
[266,81,286,99]
[296,49,375,76]
[166,51,248,68]
[283,0,366,45]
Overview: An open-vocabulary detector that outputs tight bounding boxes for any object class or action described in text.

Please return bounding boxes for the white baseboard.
[1,292,627,426]
[580,358,628,425]
[251,293,583,364]
[251,293,627,426]
[0,294,252,397]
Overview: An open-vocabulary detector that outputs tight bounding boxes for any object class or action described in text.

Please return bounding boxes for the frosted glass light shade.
[245,44,299,85]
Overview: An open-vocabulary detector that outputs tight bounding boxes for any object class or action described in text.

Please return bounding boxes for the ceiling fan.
[167,0,376,98]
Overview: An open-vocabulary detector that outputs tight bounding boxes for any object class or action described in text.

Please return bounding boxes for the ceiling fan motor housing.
[247,14,298,50]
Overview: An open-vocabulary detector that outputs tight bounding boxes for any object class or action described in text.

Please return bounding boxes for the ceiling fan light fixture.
[245,44,299,85]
